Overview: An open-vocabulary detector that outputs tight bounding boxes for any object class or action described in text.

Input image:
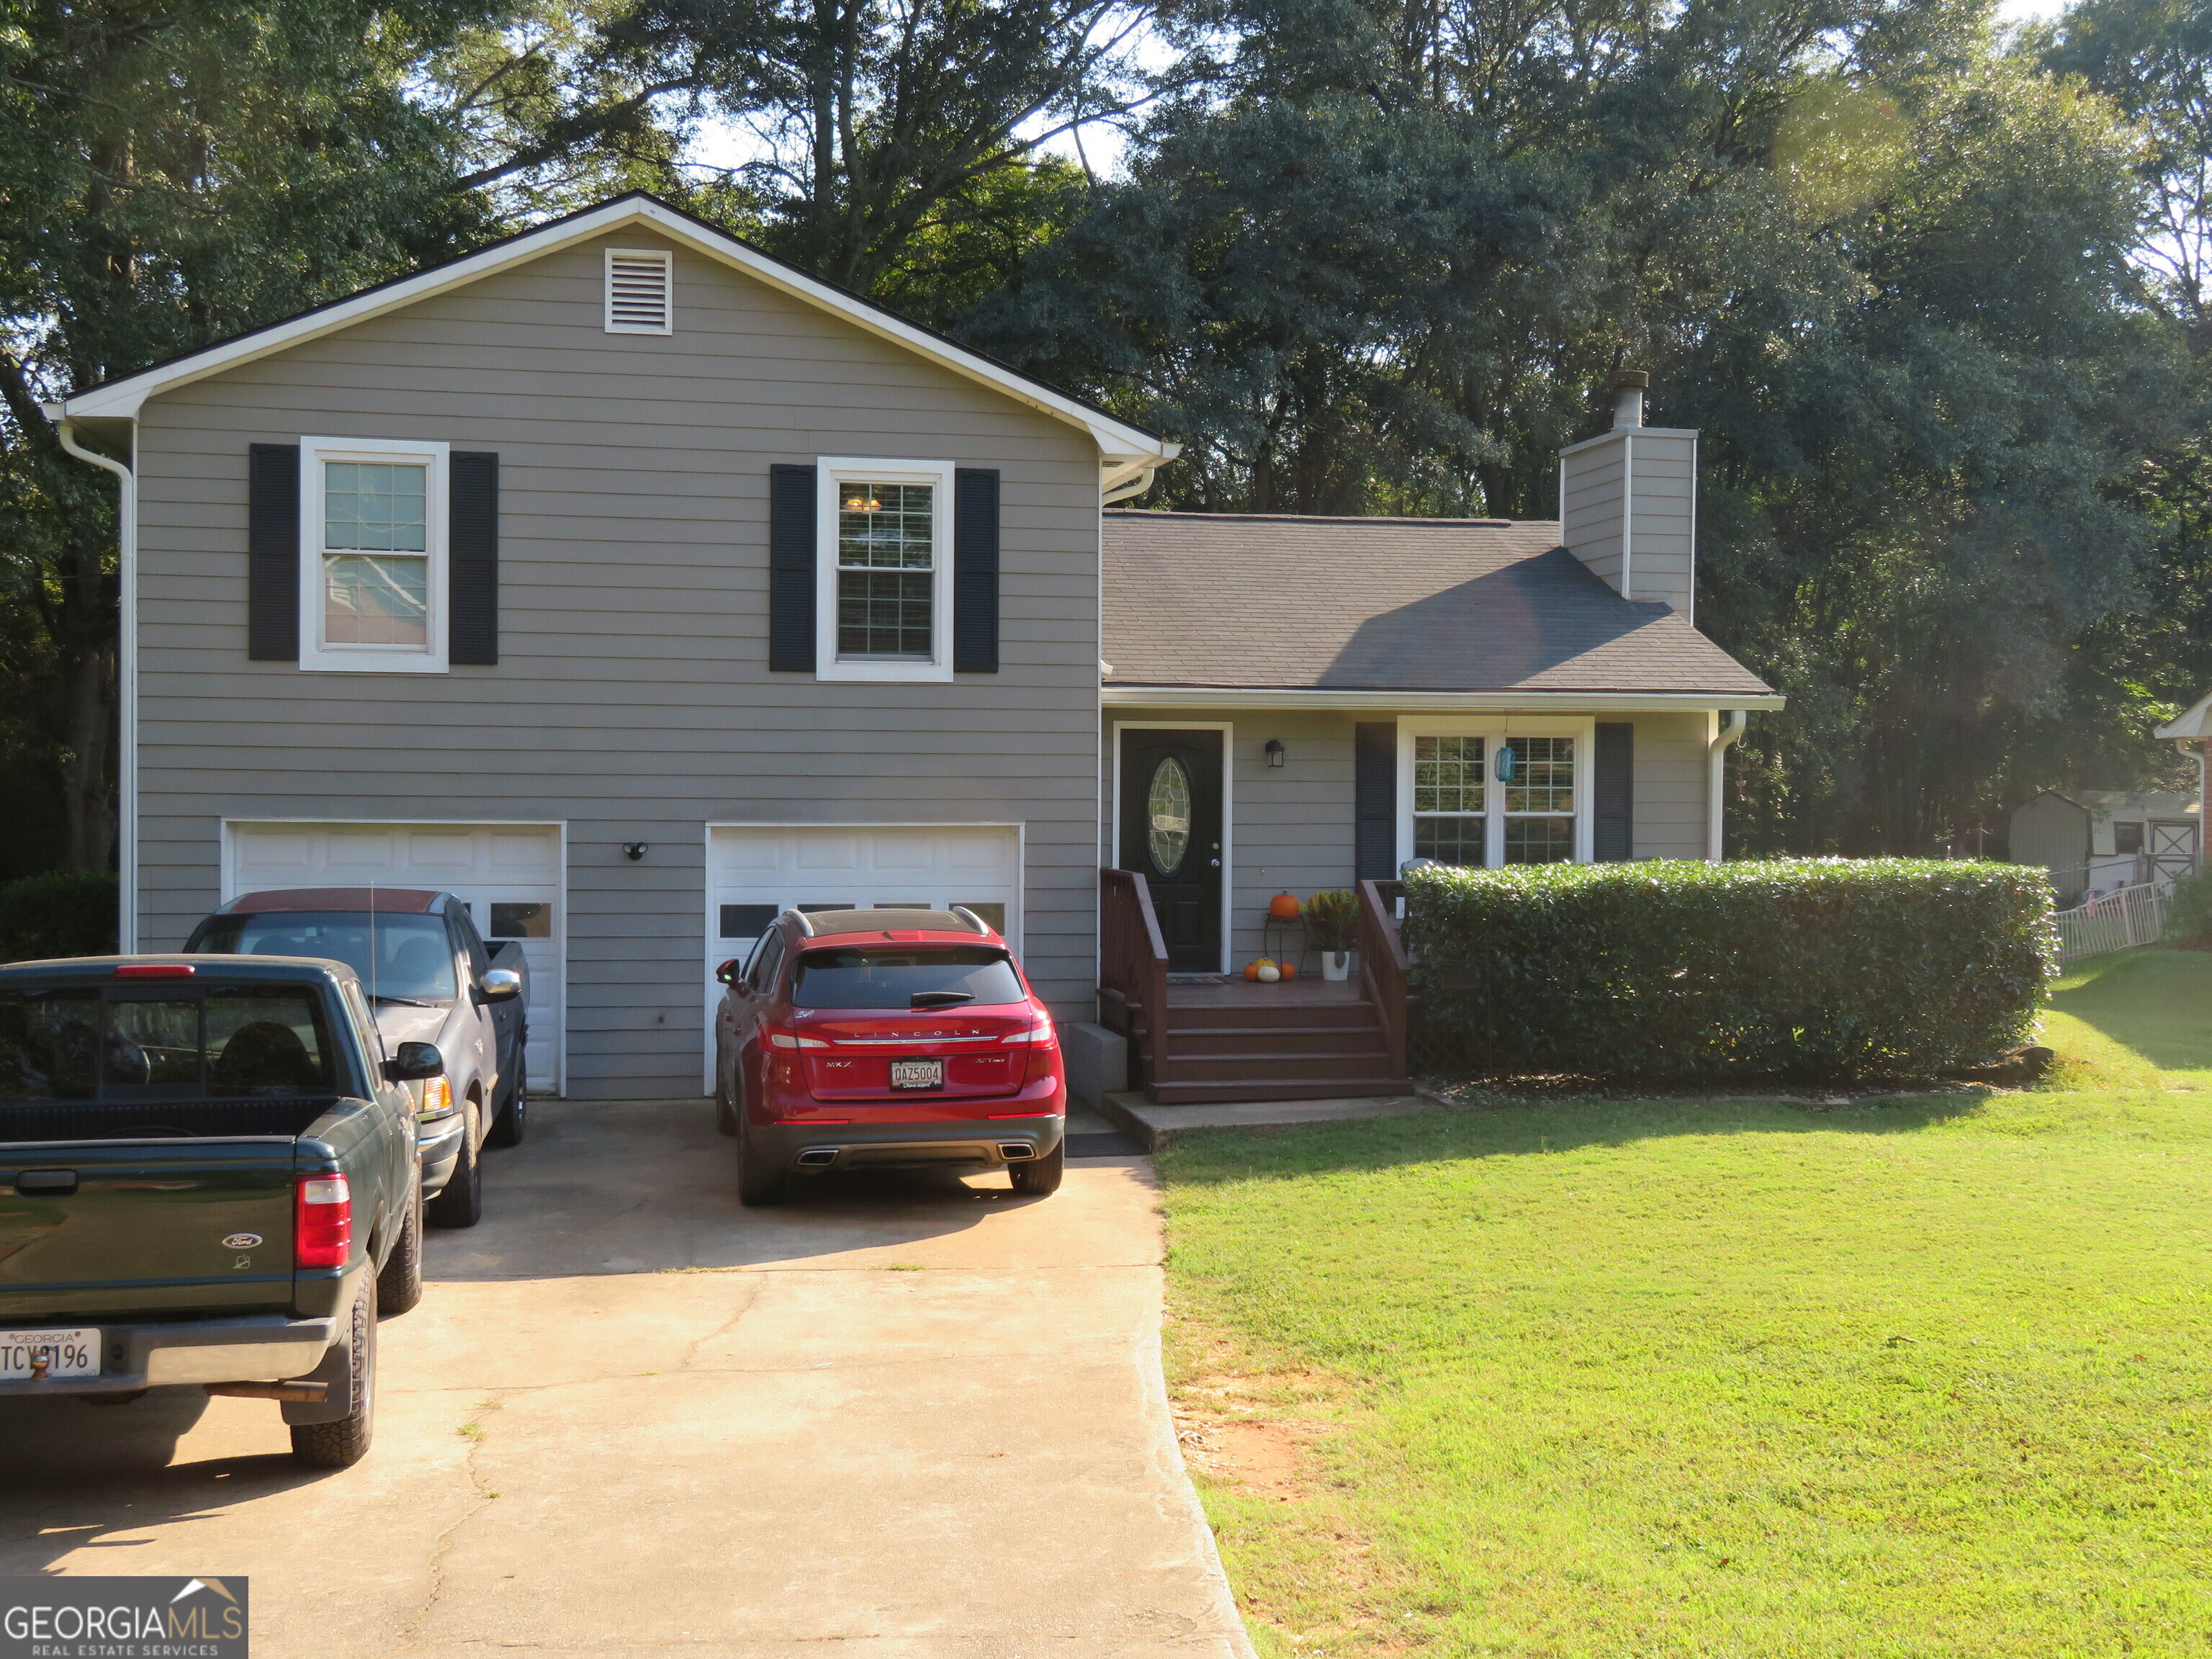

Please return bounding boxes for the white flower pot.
[1321,950,1352,982]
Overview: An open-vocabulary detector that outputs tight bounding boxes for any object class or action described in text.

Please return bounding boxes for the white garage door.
[225,822,565,1094]
[703,824,1022,1092]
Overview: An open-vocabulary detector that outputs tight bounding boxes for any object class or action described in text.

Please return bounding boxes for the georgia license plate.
[890,1058,945,1089]
[0,1327,100,1381]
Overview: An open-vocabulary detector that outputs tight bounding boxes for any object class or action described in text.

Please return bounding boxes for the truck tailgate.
[0,1140,298,1321]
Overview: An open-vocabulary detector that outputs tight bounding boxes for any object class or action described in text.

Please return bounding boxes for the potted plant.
[1306,889,1358,980]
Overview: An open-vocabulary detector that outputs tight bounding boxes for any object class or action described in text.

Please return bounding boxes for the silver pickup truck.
[184,889,526,1228]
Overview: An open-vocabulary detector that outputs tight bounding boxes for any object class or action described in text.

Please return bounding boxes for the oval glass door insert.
[1147,757,1193,875]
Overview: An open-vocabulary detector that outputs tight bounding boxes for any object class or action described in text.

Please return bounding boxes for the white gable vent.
[606,248,673,334]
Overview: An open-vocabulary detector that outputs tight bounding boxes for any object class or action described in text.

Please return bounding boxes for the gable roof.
[1101,512,1781,707]
[54,193,1174,464]
[2155,688,2212,742]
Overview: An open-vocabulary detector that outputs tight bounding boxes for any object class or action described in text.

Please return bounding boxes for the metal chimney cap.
[1610,369,1650,390]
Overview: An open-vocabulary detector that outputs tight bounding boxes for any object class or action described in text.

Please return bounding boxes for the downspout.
[1707,709,1748,864]
[55,418,138,951]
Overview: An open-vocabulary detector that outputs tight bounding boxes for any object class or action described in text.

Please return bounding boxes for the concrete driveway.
[0,1100,1253,1658]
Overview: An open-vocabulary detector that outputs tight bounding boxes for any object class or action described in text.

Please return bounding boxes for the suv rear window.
[0,985,338,1101]
[791,947,1025,1010]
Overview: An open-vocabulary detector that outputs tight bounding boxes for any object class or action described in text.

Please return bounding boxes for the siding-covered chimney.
[1558,369,1697,619]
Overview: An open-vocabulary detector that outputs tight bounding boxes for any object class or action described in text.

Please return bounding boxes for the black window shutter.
[449,451,499,665]
[953,467,1000,673]
[769,463,817,672]
[1594,721,1635,861]
[247,444,300,661]
[1354,721,1398,881]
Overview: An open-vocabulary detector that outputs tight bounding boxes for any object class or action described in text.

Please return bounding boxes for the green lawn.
[1159,947,2212,1658]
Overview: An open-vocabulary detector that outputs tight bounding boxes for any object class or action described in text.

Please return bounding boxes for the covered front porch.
[1097,870,1411,1104]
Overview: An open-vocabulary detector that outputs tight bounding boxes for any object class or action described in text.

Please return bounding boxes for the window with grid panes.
[1412,734,1487,866]
[323,461,429,647]
[835,481,934,657]
[1503,736,1575,863]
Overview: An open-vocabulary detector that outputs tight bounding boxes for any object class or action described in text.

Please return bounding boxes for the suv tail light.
[1007,1014,1059,1087]
[765,1026,830,1051]
[295,1174,351,1268]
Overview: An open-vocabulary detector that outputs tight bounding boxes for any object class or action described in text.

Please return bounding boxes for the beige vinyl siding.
[132,230,1103,1100]
[1628,714,1711,860]
[1560,428,1696,618]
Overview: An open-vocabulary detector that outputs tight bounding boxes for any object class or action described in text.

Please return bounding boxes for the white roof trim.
[1100,685,1784,712]
[2154,688,2212,742]
[1557,425,1699,457]
[58,197,1177,462]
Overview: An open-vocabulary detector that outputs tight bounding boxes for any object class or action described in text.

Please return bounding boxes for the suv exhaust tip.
[998,1143,1035,1161]
[795,1148,839,1169]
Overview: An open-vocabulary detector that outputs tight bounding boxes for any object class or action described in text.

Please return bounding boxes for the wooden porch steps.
[1099,870,1413,1107]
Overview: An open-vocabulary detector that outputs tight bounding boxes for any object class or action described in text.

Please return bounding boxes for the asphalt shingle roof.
[1102,511,1776,697]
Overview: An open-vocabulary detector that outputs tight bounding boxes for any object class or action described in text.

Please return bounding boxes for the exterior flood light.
[1264,739,1285,768]
[623,842,649,862]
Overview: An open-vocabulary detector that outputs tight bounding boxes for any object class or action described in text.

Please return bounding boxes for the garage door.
[703,824,1022,1092]
[225,822,565,1094]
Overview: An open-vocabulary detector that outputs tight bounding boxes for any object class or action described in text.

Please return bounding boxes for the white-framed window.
[1399,719,1593,870]
[298,436,449,674]
[814,458,957,683]
[605,247,673,333]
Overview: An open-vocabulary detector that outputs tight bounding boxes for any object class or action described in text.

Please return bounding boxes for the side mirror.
[480,968,523,1003]
[384,1041,444,1083]
[714,958,743,986]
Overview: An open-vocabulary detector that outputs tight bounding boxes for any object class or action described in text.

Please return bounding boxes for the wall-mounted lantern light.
[1264,739,1286,769]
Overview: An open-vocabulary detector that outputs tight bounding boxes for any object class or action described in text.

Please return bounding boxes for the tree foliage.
[4,0,2212,871]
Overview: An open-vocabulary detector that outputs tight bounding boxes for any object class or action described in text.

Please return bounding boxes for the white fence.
[2051,880,2170,963]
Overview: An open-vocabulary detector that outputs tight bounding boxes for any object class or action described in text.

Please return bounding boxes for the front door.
[1120,729,1223,973]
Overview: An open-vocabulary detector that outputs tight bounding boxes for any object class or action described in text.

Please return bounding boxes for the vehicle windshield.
[190,912,458,1003]
[791,946,1025,1010]
[0,985,338,1100]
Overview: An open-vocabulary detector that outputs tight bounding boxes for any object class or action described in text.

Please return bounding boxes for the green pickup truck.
[0,954,431,1468]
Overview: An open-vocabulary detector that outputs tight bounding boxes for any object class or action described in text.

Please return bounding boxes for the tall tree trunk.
[59,644,116,873]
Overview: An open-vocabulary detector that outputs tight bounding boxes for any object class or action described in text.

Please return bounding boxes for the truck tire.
[487,1071,527,1148]
[1010,1142,1064,1197]
[290,1275,377,1470]
[428,1102,484,1228]
[376,1179,424,1316]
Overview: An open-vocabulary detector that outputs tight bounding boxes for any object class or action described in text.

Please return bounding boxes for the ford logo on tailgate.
[222,1233,263,1249]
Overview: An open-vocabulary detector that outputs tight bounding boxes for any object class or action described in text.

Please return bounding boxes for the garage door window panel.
[299,437,450,673]
[814,460,956,682]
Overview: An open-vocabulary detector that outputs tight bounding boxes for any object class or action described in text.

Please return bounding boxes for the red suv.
[713,908,1066,1205]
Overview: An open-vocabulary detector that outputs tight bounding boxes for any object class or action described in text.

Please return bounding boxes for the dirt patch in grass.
[1174,1372,1336,1503]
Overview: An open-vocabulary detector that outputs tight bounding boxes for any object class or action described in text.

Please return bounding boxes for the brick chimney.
[1558,369,1698,619]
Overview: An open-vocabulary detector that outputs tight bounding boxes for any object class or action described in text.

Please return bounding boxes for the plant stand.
[1263,914,1308,978]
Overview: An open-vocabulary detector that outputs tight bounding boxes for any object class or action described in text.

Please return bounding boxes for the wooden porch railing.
[1099,867,1170,1087]
[1357,878,1410,1079]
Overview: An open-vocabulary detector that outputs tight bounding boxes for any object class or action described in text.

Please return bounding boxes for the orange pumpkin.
[1269,891,1303,920]
[1244,960,1262,981]
[1280,961,1298,981]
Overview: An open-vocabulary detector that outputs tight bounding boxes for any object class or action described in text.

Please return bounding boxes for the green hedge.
[0,871,120,962]
[1403,858,2055,1082]
[2166,870,2212,944]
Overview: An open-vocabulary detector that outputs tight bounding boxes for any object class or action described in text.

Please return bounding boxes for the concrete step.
[1141,1077,1419,1107]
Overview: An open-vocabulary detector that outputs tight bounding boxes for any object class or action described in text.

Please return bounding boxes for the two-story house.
[50,194,1779,1105]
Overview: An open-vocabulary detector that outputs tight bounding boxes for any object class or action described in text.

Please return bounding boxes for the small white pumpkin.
[1255,962,1281,983]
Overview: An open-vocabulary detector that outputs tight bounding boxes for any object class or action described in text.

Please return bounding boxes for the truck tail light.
[113,963,194,978]
[295,1174,351,1268]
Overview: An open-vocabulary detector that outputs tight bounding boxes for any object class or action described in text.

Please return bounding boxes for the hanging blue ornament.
[1496,742,1518,782]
